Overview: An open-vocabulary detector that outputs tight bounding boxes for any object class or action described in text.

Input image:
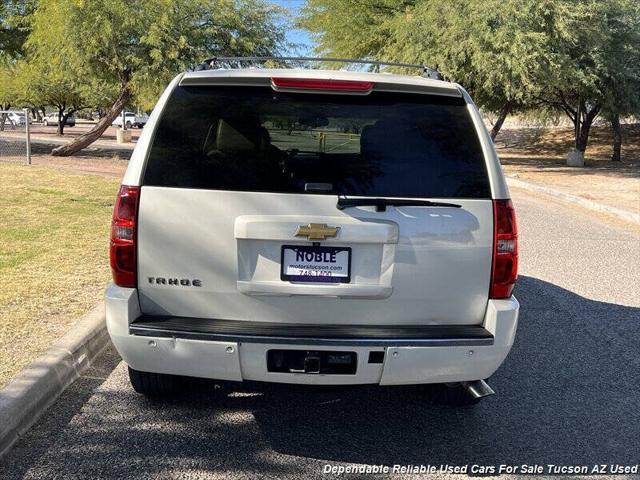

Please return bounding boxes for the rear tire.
[128,366,180,397]
[427,382,482,407]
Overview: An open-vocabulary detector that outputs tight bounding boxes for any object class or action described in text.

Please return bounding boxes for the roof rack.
[195,56,444,81]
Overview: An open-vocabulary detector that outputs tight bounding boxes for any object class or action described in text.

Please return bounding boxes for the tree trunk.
[610,113,622,162]
[0,105,10,131]
[574,101,582,150]
[567,102,600,167]
[574,105,600,153]
[52,85,131,156]
[60,113,72,136]
[490,101,512,140]
[576,116,593,152]
[57,108,65,136]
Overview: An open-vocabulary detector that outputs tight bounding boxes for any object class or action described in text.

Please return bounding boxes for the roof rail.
[195,56,444,81]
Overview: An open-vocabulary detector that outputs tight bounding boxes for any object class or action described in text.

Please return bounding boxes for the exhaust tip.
[463,380,495,399]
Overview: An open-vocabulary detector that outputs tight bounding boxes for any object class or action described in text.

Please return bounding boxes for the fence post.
[24,108,31,165]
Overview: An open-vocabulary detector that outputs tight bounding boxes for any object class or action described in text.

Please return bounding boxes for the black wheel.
[128,366,180,397]
[125,121,132,129]
[426,382,482,407]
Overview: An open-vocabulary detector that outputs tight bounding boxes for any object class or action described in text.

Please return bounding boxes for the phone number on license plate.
[281,245,351,283]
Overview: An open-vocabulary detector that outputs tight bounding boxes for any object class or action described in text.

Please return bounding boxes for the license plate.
[281,245,351,283]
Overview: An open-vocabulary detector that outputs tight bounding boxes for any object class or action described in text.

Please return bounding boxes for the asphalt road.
[1,188,639,479]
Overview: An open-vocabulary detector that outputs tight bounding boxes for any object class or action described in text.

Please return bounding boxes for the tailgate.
[137,188,492,325]
[135,81,494,327]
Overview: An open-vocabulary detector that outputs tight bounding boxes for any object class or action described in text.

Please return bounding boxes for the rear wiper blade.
[336,197,461,211]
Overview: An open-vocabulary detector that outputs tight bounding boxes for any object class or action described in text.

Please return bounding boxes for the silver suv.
[106,60,519,405]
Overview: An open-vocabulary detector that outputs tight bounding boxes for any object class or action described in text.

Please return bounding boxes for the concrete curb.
[0,304,109,459]
[506,176,640,225]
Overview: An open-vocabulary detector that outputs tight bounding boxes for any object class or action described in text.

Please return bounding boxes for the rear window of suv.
[143,86,490,198]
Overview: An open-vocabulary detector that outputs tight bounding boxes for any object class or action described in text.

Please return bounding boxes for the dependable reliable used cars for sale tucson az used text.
[106,57,519,406]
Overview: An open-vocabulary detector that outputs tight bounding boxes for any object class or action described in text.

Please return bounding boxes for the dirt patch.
[498,125,640,219]
[29,153,128,178]
[496,123,640,162]
[0,144,129,178]
[0,124,141,142]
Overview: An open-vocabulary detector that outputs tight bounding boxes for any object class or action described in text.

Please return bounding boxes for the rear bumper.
[105,285,519,385]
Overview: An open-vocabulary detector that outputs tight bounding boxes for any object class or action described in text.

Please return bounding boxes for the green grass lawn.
[0,163,120,388]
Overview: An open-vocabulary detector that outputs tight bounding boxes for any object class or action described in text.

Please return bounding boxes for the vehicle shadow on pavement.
[241,275,640,467]
[2,276,639,478]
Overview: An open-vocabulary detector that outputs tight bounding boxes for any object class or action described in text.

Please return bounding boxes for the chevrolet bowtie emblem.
[294,223,340,241]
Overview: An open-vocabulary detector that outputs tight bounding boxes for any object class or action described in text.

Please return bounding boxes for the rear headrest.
[361,120,426,159]
[216,119,258,152]
[360,125,375,153]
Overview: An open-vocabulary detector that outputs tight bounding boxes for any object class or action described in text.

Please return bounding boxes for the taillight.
[271,77,373,93]
[490,199,518,299]
[110,185,140,287]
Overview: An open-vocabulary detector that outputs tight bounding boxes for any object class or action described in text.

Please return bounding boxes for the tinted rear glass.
[144,86,490,198]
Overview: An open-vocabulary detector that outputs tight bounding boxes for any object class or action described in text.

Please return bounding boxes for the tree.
[0,60,16,109]
[0,0,33,129]
[0,0,34,59]
[598,0,640,162]
[385,0,559,140]
[16,60,116,135]
[535,0,640,164]
[23,0,285,156]
[299,0,551,140]
[300,0,412,62]
[300,0,640,160]
[0,60,19,130]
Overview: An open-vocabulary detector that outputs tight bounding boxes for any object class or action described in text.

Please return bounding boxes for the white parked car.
[42,112,76,127]
[112,111,148,129]
[4,111,31,126]
[106,60,519,405]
